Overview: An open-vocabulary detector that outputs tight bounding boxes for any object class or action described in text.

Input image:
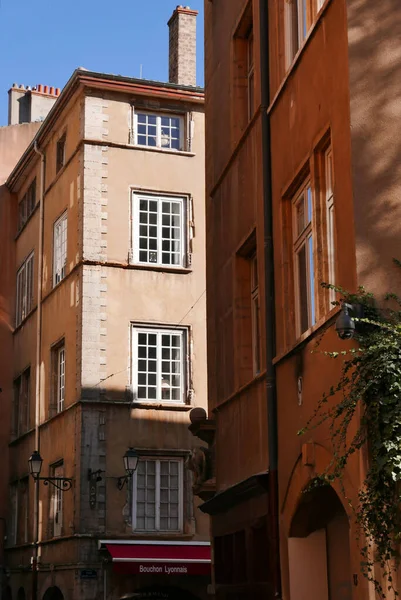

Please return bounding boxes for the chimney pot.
[43,85,48,94]
[37,84,42,93]
[55,88,61,95]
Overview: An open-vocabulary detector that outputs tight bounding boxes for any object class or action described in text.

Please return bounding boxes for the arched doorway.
[42,587,64,600]
[120,586,200,600]
[17,589,26,600]
[288,484,352,600]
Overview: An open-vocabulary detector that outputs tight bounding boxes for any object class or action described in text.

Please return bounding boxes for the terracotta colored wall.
[346,0,401,296]
[0,122,41,184]
[267,1,367,598]
[205,0,269,493]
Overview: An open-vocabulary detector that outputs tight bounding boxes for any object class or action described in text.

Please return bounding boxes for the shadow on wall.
[347,0,401,295]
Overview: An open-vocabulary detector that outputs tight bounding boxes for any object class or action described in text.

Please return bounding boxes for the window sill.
[9,427,35,445]
[129,532,192,539]
[273,305,340,366]
[132,402,192,412]
[15,203,39,240]
[13,306,37,334]
[127,261,192,275]
[128,144,195,158]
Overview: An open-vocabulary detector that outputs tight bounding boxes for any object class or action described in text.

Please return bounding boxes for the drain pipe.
[259,1,281,598]
[32,140,45,600]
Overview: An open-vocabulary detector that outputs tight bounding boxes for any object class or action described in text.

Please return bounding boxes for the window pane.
[296,196,305,237]
[297,244,309,334]
[308,235,316,325]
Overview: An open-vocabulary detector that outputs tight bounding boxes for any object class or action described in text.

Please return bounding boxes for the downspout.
[259,1,281,598]
[32,141,45,600]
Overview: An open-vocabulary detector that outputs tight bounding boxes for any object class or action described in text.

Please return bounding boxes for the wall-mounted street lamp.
[117,448,139,490]
[28,451,73,491]
[87,448,140,491]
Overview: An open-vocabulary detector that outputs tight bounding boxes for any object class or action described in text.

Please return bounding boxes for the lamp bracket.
[36,477,73,491]
[117,474,132,491]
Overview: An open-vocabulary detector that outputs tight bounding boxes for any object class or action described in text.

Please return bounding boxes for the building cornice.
[6,69,204,191]
[199,472,269,515]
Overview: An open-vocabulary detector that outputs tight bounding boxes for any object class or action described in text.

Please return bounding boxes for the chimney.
[168,5,198,87]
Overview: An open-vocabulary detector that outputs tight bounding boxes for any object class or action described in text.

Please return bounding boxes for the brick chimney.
[168,5,198,87]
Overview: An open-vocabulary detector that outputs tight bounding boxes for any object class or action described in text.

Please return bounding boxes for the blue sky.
[0,0,204,126]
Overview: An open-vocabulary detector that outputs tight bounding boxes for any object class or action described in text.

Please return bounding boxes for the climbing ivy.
[298,274,401,597]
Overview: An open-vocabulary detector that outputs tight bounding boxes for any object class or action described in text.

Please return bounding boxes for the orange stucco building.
[0,7,211,600]
[201,0,401,599]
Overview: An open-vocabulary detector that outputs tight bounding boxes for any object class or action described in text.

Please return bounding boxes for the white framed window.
[52,464,63,537]
[132,327,186,404]
[133,111,184,151]
[247,27,254,120]
[56,346,65,413]
[132,193,186,268]
[325,147,335,305]
[132,458,184,532]
[293,181,316,335]
[53,211,67,286]
[251,254,261,375]
[16,252,34,326]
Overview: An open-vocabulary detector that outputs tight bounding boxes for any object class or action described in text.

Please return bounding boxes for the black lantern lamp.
[118,448,139,490]
[28,450,73,491]
[28,451,43,479]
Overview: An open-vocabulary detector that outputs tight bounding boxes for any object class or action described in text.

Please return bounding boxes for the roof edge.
[6,69,204,190]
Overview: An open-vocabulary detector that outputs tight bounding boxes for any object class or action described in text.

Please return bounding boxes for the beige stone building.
[0,6,209,600]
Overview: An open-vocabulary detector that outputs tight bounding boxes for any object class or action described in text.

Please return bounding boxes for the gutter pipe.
[32,140,45,600]
[259,1,282,597]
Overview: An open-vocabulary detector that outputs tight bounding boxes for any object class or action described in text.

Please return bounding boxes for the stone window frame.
[282,130,336,343]
[16,251,34,327]
[129,106,194,153]
[53,210,68,287]
[131,456,184,533]
[130,191,193,269]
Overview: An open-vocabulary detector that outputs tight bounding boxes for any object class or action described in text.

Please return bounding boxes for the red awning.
[102,540,211,576]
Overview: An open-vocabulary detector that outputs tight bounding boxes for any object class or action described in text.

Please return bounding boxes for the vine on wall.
[298,277,401,597]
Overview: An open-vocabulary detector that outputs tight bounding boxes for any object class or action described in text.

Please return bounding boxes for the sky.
[0,0,204,126]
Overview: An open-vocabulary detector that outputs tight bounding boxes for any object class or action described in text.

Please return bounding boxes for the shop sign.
[114,561,210,576]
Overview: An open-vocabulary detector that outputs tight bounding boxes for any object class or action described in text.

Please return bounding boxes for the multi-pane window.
[16,252,34,326]
[325,147,335,305]
[247,27,254,120]
[13,368,30,438]
[56,346,65,413]
[56,134,66,173]
[133,194,185,267]
[52,464,63,537]
[133,458,183,532]
[18,179,36,231]
[285,0,323,67]
[293,182,316,335]
[132,327,185,404]
[134,112,184,151]
[251,255,261,375]
[53,211,67,286]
